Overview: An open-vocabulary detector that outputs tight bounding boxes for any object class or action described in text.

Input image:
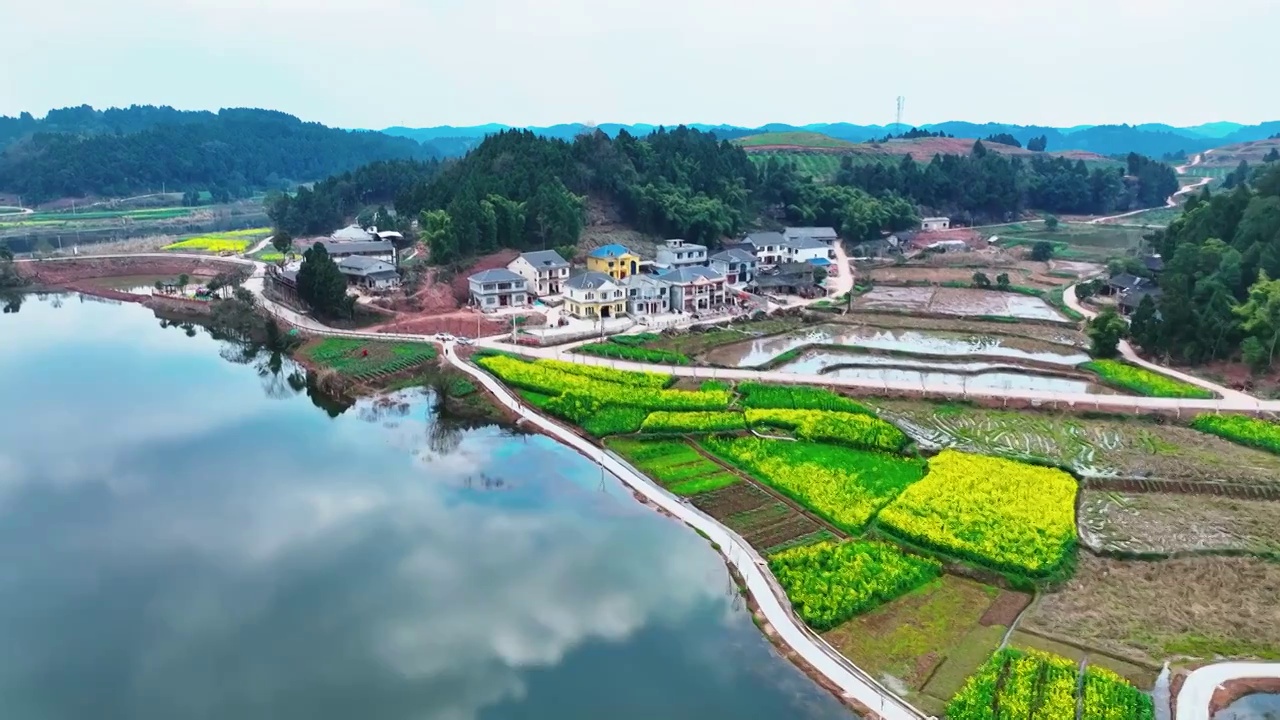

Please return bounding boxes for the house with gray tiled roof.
[709,248,757,287]
[565,271,626,319]
[337,256,400,290]
[468,268,529,310]
[656,266,727,313]
[508,250,570,296]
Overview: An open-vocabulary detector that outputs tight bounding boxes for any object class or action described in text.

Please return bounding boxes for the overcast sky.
[4,0,1277,130]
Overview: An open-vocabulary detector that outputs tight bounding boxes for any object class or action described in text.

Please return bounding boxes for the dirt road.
[1089,151,1210,224]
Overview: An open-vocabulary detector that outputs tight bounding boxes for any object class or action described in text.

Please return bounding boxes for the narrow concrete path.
[827,240,854,298]
[1061,284,1251,402]
[244,236,275,256]
[1175,662,1280,720]
[1089,152,1210,225]
[441,342,928,720]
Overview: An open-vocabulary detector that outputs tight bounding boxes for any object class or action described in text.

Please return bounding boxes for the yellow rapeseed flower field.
[164,228,271,253]
[877,449,1077,576]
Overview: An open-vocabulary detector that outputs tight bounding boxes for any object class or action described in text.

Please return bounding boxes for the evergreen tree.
[1086,309,1128,358]
[296,242,354,318]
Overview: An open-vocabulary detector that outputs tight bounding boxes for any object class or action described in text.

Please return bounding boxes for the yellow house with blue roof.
[586,244,640,281]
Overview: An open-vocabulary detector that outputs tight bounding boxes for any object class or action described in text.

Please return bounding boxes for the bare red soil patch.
[978,590,1032,627]
[18,256,243,285]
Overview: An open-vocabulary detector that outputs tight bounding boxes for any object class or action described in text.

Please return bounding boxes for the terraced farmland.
[876,400,1280,490]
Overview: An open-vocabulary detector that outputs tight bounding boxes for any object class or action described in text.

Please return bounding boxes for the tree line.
[266,159,442,237]
[1131,163,1280,370]
[833,142,1178,221]
[0,108,434,203]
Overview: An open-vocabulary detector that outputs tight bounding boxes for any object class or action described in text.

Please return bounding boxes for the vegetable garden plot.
[1191,413,1280,455]
[701,436,926,533]
[301,338,438,380]
[577,342,690,365]
[1082,360,1213,399]
[607,438,735,495]
[876,449,1078,578]
[738,382,875,415]
[744,408,908,452]
[947,648,1153,720]
[768,541,942,631]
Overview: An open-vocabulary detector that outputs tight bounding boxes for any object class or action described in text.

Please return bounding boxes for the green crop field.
[996,221,1151,260]
[746,151,896,180]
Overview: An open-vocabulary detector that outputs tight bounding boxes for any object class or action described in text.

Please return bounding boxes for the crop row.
[876,449,1078,577]
[606,438,737,496]
[163,227,271,253]
[577,342,691,365]
[1190,413,1280,456]
[641,411,747,433]
[738,382,875,415]
[701,435,926,533]
[1081,359,1214,399]
[768,540,941,631]
[745,407,908,452]
[949,648,1153,720]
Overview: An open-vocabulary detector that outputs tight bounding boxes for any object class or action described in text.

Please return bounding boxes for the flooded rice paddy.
[852,286,1068,322]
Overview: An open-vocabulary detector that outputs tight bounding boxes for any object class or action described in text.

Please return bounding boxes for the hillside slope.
[734,133,1111,163]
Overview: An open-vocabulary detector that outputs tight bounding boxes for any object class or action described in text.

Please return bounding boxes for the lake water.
[821,364,1107,394]
[706,323,1087,369]
[1217,693,1280,719]
[0,294,855,720]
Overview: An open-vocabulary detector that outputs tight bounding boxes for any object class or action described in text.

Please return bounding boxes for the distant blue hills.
[382,120,1280,159]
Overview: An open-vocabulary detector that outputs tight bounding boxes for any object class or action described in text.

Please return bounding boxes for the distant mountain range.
[383,121,1280,159]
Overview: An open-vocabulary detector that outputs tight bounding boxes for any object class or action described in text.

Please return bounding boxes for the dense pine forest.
[0,106,433,203]
[1132,161,1280,370]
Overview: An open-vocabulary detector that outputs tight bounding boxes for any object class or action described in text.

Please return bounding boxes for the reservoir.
[0,294,855,720]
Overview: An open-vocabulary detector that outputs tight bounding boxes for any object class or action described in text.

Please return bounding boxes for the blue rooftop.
[588,244,632,259]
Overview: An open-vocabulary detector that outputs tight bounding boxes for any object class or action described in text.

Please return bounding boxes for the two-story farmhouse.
[337,256,400,290]
[656,266,727,313]
[708,248,758,287]
[467,268,529,310]
[564,271,627,319]
[655,238,708,269]
[736,232,788,266]
[508,250,570,296]
[624,274,671,316]
[783,227,839,253]
[921,217,951,232]
[586,244,640,281]
[785,235,833,266]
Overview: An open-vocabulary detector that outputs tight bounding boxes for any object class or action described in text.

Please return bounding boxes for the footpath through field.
[1061,283,1252,403]
[1175,662,1280,720]
[440,341,928,720]
[1089,152,1211,224]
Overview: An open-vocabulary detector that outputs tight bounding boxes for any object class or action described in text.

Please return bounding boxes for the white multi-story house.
[655,238,708,269]
[564,271,627,319]
[467,268,529,310]
[508,250,570,296]
[785,235,832,265]
[624,274,670,316]
[738,232,788,266]
[784,226,839,253]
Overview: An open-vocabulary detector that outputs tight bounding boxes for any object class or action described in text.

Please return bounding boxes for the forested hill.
[0,107,435,203]
[270,128,1179,265]
[1133,160,1280,370]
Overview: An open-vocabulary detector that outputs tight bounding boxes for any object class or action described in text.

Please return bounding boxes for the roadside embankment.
[17,255,245,288]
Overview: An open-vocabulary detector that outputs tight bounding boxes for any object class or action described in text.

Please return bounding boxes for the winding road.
[1089,151,1211,224]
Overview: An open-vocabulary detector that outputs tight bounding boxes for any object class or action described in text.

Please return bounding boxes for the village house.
[655,238,708,269]
[586,244,640,281]
[708,248,758,287]
[783,226,840,253]
[337,256,400,290]
[564,271,627,319]
[784,235,833,266]
[921,217,951,232]
[738,231,788,266]
[656,266,727,313]
[1119,287,1163,316]
[624,273,671,316]
[850,236,902,259]
[467,268,529,310]
[1103,272,1153,297]
[314,238,395,261]
[749,262,819,296]
[331,224,374,242]
[508,249,570,296]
